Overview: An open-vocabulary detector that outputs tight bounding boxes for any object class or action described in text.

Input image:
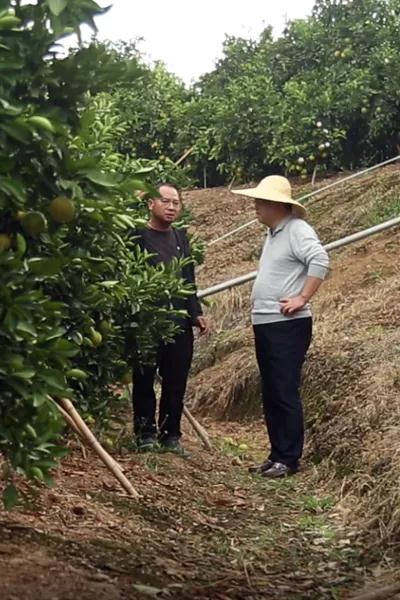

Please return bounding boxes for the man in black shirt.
[132,183,209,455]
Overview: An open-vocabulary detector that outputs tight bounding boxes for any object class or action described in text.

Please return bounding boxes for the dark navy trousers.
[253,318,312,469]
[132,328,193,440]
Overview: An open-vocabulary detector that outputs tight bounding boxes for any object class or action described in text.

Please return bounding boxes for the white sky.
[75,0,315,83]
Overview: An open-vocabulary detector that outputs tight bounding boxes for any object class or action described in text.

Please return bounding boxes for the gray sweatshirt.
[251,217,329,325]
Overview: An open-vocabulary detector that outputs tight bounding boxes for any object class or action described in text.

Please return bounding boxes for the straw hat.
[232,175,306,219]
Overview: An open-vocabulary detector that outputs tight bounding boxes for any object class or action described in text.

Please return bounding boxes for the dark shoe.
[249,459,274,474]
[136,436,158,452]
[261,462,296,478]
[160,437,190,458]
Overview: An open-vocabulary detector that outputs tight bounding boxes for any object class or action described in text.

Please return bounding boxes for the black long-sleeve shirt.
[132,226,203,326]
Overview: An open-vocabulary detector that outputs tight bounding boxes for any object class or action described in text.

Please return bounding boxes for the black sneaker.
[261,462,296,478]
[248,459,274,474]
[160,437,190,458]
[136,436,158,452]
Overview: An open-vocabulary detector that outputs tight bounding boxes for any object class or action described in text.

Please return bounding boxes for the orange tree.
[176,0,400,185]
[0,1,193,507]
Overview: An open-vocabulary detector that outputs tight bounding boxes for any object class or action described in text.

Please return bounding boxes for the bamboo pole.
[57,403,88,460]
[53,397,120,470]
[58,398,140,499]
[174,145,195,166]
[228,175,236,191]
[183,406,212,450]
[57,402,82,436]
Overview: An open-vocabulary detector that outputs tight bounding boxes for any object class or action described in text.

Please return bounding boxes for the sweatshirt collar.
[269,216,293,237]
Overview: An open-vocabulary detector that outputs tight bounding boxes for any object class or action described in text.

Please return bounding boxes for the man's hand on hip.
[195,316,210,335]
[280,295,307,315]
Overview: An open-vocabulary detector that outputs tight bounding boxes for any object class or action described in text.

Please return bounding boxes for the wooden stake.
[58,398,140,499]
[57,403,81,436]
[311,164,318,186]
[54,398,120,470]
[228,175,236,191]
[183,406,212,451]
[174,145,195,166]
[203,166,207,189]
[59,405,88,459]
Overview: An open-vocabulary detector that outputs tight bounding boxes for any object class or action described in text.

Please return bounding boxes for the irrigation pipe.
[208,154,400,247]
[199,216,400,299]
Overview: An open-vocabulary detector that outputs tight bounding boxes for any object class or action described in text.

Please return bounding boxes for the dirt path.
[0,420,368,600]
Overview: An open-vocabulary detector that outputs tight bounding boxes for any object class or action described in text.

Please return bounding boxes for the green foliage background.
[98,0,400,185]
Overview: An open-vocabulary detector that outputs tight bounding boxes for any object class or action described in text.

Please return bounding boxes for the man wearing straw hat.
[232,176,329,478]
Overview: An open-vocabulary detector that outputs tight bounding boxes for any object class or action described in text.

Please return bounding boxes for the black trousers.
[132,328,194,439]
[253,318,312,469]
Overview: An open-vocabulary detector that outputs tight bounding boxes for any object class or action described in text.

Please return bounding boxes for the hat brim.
[231,188,306,219]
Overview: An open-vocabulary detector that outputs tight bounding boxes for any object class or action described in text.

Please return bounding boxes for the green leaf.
[14,368,36,380]
[0,15,20,30]
[48,0,68,16]
[15,234,26,257]
[42,326,66,342]
[121,179,151,193]
[52,339,79,357]
[0,121,31,143]
[40,370,66,392]
[67,368,88,380]
[132,167,155,176]
[28,257,63,276]
[114,214,136,228]
[79,168,119,187]
[31,467,44,481]
[27,115,56,133]
[33,393,47,408]
[16,321,36,337]
[0,177,26,204]
[0,98,23,116]
[3,485,18,510]
[25,424,37,439]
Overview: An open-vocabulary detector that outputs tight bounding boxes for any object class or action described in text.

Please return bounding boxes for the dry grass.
[189,285,260,418]
[303,241,400,550]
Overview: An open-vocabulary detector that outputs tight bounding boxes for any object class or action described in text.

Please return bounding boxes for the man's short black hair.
[157,182,182,203]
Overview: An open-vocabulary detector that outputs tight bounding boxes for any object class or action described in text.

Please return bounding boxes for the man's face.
[254,199,281,226]
[149,185,182,224]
